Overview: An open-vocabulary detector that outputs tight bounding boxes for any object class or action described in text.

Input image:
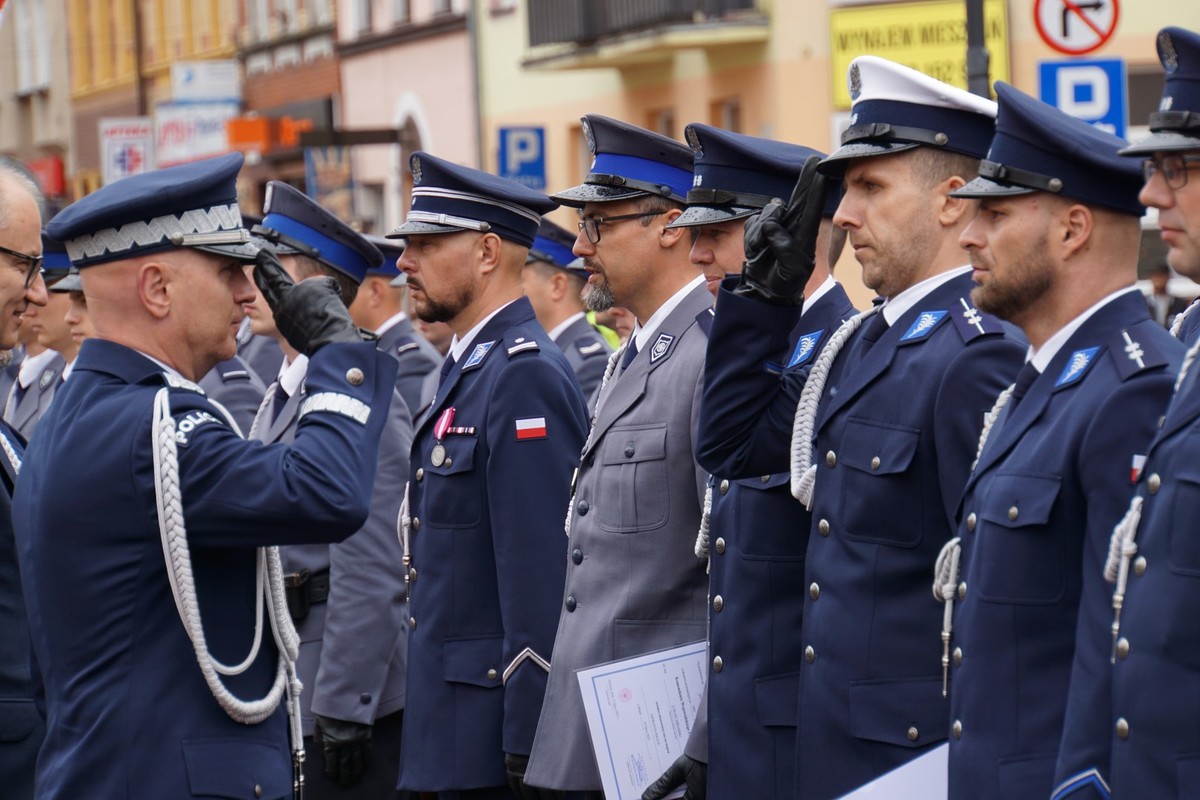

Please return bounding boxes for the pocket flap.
[979,473,1061,528]
[736,473,791,492]
[601,426,667,466]
[613,619,705,660]
[443,634,504,688]
[754,672,799,727]
[841,419,920,475]
[182,738,290,799]
[426,435,476,475]
[848,677,947,748]
[0,699,40,742]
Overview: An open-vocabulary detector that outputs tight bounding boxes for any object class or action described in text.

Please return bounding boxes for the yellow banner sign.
[829,0,1010,109]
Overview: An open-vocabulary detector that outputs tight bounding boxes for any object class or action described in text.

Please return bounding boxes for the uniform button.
[712,595,724,612]
[957,581,967,600]
[1133,556,1147,577]
[714,537,726,554]
[825,450,837,468]
[487,668,498,681]
[1148,473,1161,494]
[1008,505,1019,521]
[719,479,730,495]
[761,474,770,483]
[1116,638,1130,659]
[966,512,977,532]
[804,645,815,663]
[409,616,417,629]
[713,655,724,672]
[624,445,636,458]
[411,517,420,531]
[818,519,830,537]
[952,720,962,739]
[572,548,583,565]
[415,468,424,481]
[870,456,881,470]
[254,784,263,798]
[443,457,453,467]
[345,367,364,386]
[1115,717,1129,740]
[809,582,820,600]
[577,499,590,515]
[566,596,577,612]
[409,568,417,583]
[360,693,372,704]
[907,726,919,742]
[952,647,962,666]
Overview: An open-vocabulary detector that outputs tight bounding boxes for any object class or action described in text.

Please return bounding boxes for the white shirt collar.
[449,300,517,363]
[630,275,706,353]
[881,266,972,326]
[62,358,76,382]
[548,311,586,343]
[1029,286,1141,373]
[17,349,57,389]
[374,311,409,338]
[802,276,837,316]
[276,353,310,397]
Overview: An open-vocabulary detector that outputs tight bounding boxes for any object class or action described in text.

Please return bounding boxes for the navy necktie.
[1009,362,1040,407]
[620,338,639,371]
[860,311,889,346]
[267,382,290,426]
[437,354,455,389]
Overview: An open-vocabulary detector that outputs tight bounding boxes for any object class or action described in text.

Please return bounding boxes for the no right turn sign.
[1034,0,1119,56]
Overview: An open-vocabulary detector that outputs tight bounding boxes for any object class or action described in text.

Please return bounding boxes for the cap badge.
[1160,30,1179,73]
[411,156,423,186]
[849,63,863,101]
[685,126,704,158]
[582,118,596,156]
[263,183,275,213]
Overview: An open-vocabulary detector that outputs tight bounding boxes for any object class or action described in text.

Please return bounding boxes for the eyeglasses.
[0,243,44,288]
[1143,154,1200,189]
[578,210,668,245]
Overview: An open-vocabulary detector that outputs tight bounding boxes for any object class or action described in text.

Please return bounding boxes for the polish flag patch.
[515,417,548,441]
[1131,454,1146,484]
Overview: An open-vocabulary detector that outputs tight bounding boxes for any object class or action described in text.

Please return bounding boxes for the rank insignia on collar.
[1055,346,1100,389]
[899,310,948,342]
[788,330,825,368]
[463,341,495,369]
[649,333,675,364]
[959,297,985,334]
[39,369,55,390]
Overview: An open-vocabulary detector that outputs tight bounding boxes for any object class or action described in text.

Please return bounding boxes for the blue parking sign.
[1038,58,1127,139]
[498,127,546,191]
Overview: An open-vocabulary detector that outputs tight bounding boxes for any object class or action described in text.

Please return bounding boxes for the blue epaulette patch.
[899,310,949,343]
[1055,346,1101,389]
[695,307,715,337]
[463,340,496,370]
[788,329,827,368]
[951,296,1005,342]
[1108,327,1169,381]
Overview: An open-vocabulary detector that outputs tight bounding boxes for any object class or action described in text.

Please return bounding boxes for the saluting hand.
[252,244,363,356]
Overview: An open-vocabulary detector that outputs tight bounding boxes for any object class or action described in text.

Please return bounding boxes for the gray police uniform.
[4,351,65,441]
[552,314,612,401]
[199,355,266,435]
[376,314,440,418]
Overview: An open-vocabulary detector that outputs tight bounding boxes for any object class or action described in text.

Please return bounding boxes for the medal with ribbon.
[431,407,455,466]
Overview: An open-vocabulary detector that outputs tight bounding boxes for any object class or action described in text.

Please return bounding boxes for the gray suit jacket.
[4,352,65,442]
[552,315,613,402]
[526,281,712,791]
[253,369,413,735]
[376,315,440,420]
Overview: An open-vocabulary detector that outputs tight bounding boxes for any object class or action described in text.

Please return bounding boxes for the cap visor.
[549,183,648,208]
[1119,130,1200,156]
[818,141,921,176]
[48,272,81,292]
[389,220,470,237]
[194,241,261,262]
[667,205,758,229]
[950,175,1037,199]
[388,273,408,287]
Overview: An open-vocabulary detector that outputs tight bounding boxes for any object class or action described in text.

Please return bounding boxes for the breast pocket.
[182,738,290,799]
[734,474,808,560]
[1169,461,1200,576]
[838,419,922,547]
[976,472,1063,604]
[423,435,480,529]
[597,425,669,533]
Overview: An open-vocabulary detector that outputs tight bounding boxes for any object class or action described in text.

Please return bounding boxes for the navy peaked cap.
[41,233,71,285]
[390,152,556,248]
[1122,27,1200,155]
[363,234,403,279]
[253,181,381,283]
[552,115,694,207]
[669,124,838,227]
[527,218,587,279]
[953,82,1144,216]
[46,152,256,267]
[821,56,997,176]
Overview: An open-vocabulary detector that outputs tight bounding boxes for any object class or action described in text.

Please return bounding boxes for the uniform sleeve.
[485,354,588,755]
[1053,373,1176,799]
[174,341,400,548]
[311,385,413,725]
[697,286,807,478]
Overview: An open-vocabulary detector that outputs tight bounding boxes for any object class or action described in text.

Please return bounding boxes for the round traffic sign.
[1034,0,1119,56]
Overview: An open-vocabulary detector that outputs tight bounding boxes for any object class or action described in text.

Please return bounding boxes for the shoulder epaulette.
[395,340,420,356]
[212,361,252,383]
[950,296,1006,343]
[1107,327,1170,382]
[162,372,206,394]
[574,336,607,358]
[505,333,540,358]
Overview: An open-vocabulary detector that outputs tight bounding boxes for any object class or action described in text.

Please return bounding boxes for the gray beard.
[0,350,14,369]
[582,281,615,312]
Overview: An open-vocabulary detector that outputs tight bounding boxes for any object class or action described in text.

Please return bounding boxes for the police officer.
[1054,26,1200,799]
[393,152,588,800]
[351,235,441,417]
[697,57,1025,798]
[521,218,614,400]
[15,153,400,799]
[642,124,856,800]
[525,115,711,799]
[933,82,1183,800]
[0,163,49,800]
[4,236,67,439]
[245,181,414,799]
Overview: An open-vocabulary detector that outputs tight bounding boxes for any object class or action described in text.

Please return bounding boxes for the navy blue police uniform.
[1054,27,1200,799]
[14,153,400,800]
[391,153,589,796]
[696,57,1026,799]
[666,123,857,799]
[939,82,1183,800]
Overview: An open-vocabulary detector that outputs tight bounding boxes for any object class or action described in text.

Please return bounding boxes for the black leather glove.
[315,714,372,787]
[505,753,564,800]
[642,754,707,800]
[737,155,828,306]
[253,245,363,356]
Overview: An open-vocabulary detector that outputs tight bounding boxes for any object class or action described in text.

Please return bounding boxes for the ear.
[477,232,503,275]
[1059,203,1094,260]
[138,262,172,320]
[935,175,973,227]
[549,270,569,302]
[659,208,687,249]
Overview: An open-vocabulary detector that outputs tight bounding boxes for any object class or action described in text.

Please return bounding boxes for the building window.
[710,98,742,133]
[354,0,373,34]
[433,0,452,15]
[276,0,298,32]
[311,0,335,26]
[647,108,675,139]
[247,0,269,42]
[14,0,51,94]
[393,0,411,25]
[490,0,516,13]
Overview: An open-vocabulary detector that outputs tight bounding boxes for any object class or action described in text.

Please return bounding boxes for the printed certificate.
[837,742,948,799]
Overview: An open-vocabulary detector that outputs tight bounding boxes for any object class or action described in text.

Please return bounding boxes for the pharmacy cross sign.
[1034,0,1120,56]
